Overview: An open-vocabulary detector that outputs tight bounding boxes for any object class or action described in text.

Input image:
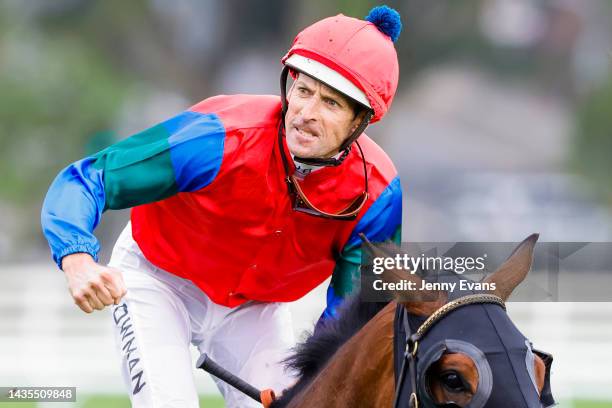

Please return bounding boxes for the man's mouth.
[294,126,318,141]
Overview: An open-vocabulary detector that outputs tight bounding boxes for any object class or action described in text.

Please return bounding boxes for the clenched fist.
[61,253,128,313]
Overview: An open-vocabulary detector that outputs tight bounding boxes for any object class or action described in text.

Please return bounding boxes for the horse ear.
[359,234,447,317]
[483,233,539,301]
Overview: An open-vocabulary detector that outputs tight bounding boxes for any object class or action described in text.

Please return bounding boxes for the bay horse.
[270,234,554,407]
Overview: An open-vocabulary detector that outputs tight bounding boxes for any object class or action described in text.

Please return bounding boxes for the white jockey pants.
[108,223,297,407]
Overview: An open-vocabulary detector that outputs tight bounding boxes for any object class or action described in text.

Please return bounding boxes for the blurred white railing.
[1,264,610,403]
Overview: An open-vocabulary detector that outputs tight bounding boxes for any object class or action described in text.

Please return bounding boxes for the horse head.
[370,234,555,408]
[271,234,555,408]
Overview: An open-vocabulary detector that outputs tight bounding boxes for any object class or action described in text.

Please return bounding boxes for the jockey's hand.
[61,253,127,313]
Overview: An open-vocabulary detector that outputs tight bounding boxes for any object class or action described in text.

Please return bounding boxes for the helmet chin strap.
[280,65,373,167]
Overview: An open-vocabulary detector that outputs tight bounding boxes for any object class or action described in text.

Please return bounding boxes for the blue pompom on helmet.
[365,5,402,42]
[282,5,402,123]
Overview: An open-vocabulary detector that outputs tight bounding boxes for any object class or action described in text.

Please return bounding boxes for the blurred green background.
[1,0,611,256]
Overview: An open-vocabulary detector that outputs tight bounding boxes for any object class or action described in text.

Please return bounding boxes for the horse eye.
[439,371,466,392]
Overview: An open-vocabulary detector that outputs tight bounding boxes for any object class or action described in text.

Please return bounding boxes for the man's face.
[285,73,365,158]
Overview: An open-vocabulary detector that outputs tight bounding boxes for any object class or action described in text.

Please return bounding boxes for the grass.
[0,395,224,407]
[81,395,225,407]
[572,401,612,408]
[0,396,609,407]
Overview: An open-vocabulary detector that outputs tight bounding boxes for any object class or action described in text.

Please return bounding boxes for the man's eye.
[440,371,467,392]
[298,87,309,95]
[325,98,338,107]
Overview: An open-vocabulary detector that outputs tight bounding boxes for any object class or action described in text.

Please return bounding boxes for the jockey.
[41,6,403,408]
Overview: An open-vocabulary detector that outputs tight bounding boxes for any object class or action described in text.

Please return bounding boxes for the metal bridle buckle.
[410,340,419,357]
[409,392,419,408]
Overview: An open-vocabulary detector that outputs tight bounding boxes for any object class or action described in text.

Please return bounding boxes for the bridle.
[393,294,506,408]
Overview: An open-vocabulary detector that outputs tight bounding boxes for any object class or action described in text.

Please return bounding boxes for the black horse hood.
[394,302,555,408]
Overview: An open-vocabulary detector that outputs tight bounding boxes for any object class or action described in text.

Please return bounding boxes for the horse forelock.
[270,296,389,407]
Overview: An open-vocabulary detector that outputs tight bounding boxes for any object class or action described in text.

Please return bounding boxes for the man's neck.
[291,151,342,179]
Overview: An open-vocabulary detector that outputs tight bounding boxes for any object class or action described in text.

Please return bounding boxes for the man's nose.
[299,97,319,121]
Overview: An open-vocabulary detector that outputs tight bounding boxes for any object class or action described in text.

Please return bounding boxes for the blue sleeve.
[41,111,225,269]
[41,158,106,267]
[318,176,402,326]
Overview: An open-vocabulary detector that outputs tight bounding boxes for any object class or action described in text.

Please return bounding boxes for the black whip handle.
[196,353,262,402]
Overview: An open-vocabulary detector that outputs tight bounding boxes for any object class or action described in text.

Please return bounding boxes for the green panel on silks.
[91,123,178,210]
